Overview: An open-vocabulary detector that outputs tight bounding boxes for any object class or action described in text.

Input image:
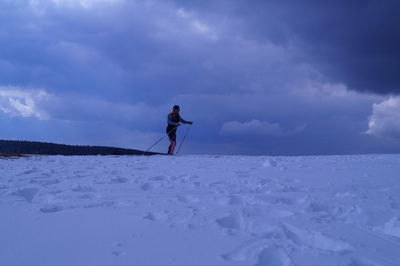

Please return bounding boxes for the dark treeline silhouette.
[0,140,162,156]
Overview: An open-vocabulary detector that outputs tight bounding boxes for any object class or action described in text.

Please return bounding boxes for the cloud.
[0,0,235,103]
[0,87,49,119]
[30,0,124,10]
[0,86,168,130]
[366,97,400,139]
[220,119,283,136]
[172,0,400,94]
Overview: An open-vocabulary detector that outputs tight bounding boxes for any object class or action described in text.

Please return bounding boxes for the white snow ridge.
[1,154,400,266]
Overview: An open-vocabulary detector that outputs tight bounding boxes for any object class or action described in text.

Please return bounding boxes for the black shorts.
[166,126,177,142]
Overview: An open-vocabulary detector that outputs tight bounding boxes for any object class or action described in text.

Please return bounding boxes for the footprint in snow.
[221,233,279,262]
[143,211,170,222]
[176,195,199,203]
[273,184,299,193]
[255,247,292,266]
[305,201,332,213]
[79,194,93,199]
[151,176,165,181]
[390,200,400,210]
[235,171,250,178]
[229,195,245,205]
[282,223,352,252]
[18,168,39,176]
[40,178,60,186]
[140,183,155,191]
[133,166,148,171]
[112,241,122,247]
[15,187,40,202]
[111,241,126,256]
[83,201,115,209]
[72,184,95,192]
[269,196,301,206]
[216,212,244,230]
[40,205,63,213]
[349,257,381,266]
[109,177,129,184]
[111,250,126,257]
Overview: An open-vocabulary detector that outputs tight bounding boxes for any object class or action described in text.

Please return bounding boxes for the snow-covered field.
[1,154,400,266]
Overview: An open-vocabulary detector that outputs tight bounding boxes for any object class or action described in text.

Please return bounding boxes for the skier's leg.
[168,139,176,155]
[168,135,176,155]
[170,140,176,154]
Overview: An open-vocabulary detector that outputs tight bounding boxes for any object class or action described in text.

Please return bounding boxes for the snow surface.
[1,154,400,266]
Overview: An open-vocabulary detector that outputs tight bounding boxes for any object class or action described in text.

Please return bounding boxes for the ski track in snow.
[1,154,400,266]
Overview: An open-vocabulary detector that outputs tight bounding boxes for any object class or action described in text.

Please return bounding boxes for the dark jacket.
[167,113,189,126]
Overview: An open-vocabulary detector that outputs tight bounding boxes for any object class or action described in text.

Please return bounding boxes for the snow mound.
[382,217,400,238]
[263,158,278,167]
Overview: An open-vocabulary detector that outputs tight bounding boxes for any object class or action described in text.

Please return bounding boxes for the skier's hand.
[188,121,193,125]
[176,123,181,127]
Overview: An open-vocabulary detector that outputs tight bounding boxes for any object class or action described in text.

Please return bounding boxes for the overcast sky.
[0,0,399,155]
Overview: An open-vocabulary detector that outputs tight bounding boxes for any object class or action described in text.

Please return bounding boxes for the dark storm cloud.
[173,0,400,94]
[0,1,160,101]
[0,0,257,106]
[276,0,400,94]
[0,0,315,103]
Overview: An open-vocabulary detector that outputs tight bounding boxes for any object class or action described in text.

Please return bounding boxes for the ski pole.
[175,124,192,155]
[143,126,177,154]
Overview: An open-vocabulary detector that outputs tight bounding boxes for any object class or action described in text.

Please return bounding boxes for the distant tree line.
[0,140,161,156]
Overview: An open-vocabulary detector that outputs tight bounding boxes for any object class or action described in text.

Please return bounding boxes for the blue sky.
[0,0,399,155]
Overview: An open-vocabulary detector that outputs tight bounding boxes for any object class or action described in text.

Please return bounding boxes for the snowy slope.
[1,154,400,266]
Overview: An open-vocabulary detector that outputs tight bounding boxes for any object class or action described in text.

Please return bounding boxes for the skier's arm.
[178,115,193,124]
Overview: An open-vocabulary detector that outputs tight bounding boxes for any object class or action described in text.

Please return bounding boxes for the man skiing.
[167,105,193,155]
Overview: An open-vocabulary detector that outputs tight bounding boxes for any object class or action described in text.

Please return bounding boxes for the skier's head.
[173,105,180,113]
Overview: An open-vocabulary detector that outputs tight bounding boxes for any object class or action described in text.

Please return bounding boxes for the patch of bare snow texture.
[0,154,400,266]
[376,217,400,238]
